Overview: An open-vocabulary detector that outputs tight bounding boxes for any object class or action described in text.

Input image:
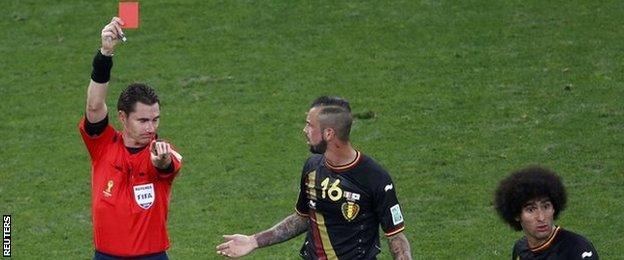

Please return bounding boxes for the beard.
[309,138,328,154]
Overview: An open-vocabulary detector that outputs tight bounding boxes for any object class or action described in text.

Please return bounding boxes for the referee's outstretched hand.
[216,234,258,258]
[100,17,125,56]
[150,140,172,170]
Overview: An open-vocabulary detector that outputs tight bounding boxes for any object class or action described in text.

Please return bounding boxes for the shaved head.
[317,105,352,142]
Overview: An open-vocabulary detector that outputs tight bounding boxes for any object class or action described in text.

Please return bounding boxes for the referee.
[494,166,598,259]
[79,17,183,259]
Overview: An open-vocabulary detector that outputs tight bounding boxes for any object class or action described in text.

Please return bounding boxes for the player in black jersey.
[217,96,412,259]
[494,166,598,260]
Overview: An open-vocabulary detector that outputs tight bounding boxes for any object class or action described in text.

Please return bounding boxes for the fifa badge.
[133,183,155,209]
[103,180,114,197]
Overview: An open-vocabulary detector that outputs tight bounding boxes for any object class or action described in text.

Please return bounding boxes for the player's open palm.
[216,234,258,258]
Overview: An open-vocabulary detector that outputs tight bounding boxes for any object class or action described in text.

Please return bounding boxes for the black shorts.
[94,250,168,260]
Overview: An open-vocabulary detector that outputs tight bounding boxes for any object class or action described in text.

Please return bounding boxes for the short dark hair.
[494,166,567,231]
[310,96,351,112]
[117,83,160,115]
[318,105,352,142]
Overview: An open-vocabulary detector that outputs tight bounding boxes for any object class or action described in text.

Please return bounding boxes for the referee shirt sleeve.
[79,116,115,160]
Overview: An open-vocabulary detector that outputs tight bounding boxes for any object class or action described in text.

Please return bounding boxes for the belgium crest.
[341,201,360,221]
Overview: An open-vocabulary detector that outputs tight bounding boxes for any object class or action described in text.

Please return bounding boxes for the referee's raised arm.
[86,17,125,123]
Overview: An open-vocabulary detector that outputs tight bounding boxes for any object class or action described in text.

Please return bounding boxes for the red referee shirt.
[79,117,183,257]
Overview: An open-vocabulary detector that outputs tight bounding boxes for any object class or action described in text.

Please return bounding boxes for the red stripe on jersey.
[385,225,405,237]
[309,211,328,260]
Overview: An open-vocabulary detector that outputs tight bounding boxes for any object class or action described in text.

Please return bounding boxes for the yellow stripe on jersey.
[306,170,317,200]
[314,212,337,259]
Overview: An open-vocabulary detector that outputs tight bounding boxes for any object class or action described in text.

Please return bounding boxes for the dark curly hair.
[494,166,567,231]
[117,83,160,115]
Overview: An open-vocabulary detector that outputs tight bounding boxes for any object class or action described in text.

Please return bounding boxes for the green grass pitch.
[1,0,622,259]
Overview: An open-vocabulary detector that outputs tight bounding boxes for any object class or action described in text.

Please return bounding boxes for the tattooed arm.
[255,213,309,247]
[388,232,412,260]
[216,213,308,257]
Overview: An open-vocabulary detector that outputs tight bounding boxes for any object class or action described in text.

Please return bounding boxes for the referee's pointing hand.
[150,140,172,170]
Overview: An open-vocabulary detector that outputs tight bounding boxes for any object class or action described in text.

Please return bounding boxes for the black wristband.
[91,50,113,83]
[156,160,175,174]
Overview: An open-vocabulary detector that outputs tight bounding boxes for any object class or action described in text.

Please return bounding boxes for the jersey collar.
[530,226,561,253]
[325,150,362,173]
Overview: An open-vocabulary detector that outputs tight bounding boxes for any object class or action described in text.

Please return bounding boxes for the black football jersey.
[512,226,599,260]
[295,151,406,259]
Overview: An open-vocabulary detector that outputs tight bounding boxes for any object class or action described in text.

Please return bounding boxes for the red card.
[119,2,139,29]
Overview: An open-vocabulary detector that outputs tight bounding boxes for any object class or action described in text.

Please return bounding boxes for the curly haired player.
[494,166,598,260]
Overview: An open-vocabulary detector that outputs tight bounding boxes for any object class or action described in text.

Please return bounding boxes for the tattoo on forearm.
[388,233,412,260]
[255,213,308,248]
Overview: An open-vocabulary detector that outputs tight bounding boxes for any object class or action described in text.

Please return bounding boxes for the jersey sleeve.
[79,116,115,160]
[84,114,109,136]
[373,170,405,237]
[570,235,599,259]
[511,242,519,260]
[295,157,314,216]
